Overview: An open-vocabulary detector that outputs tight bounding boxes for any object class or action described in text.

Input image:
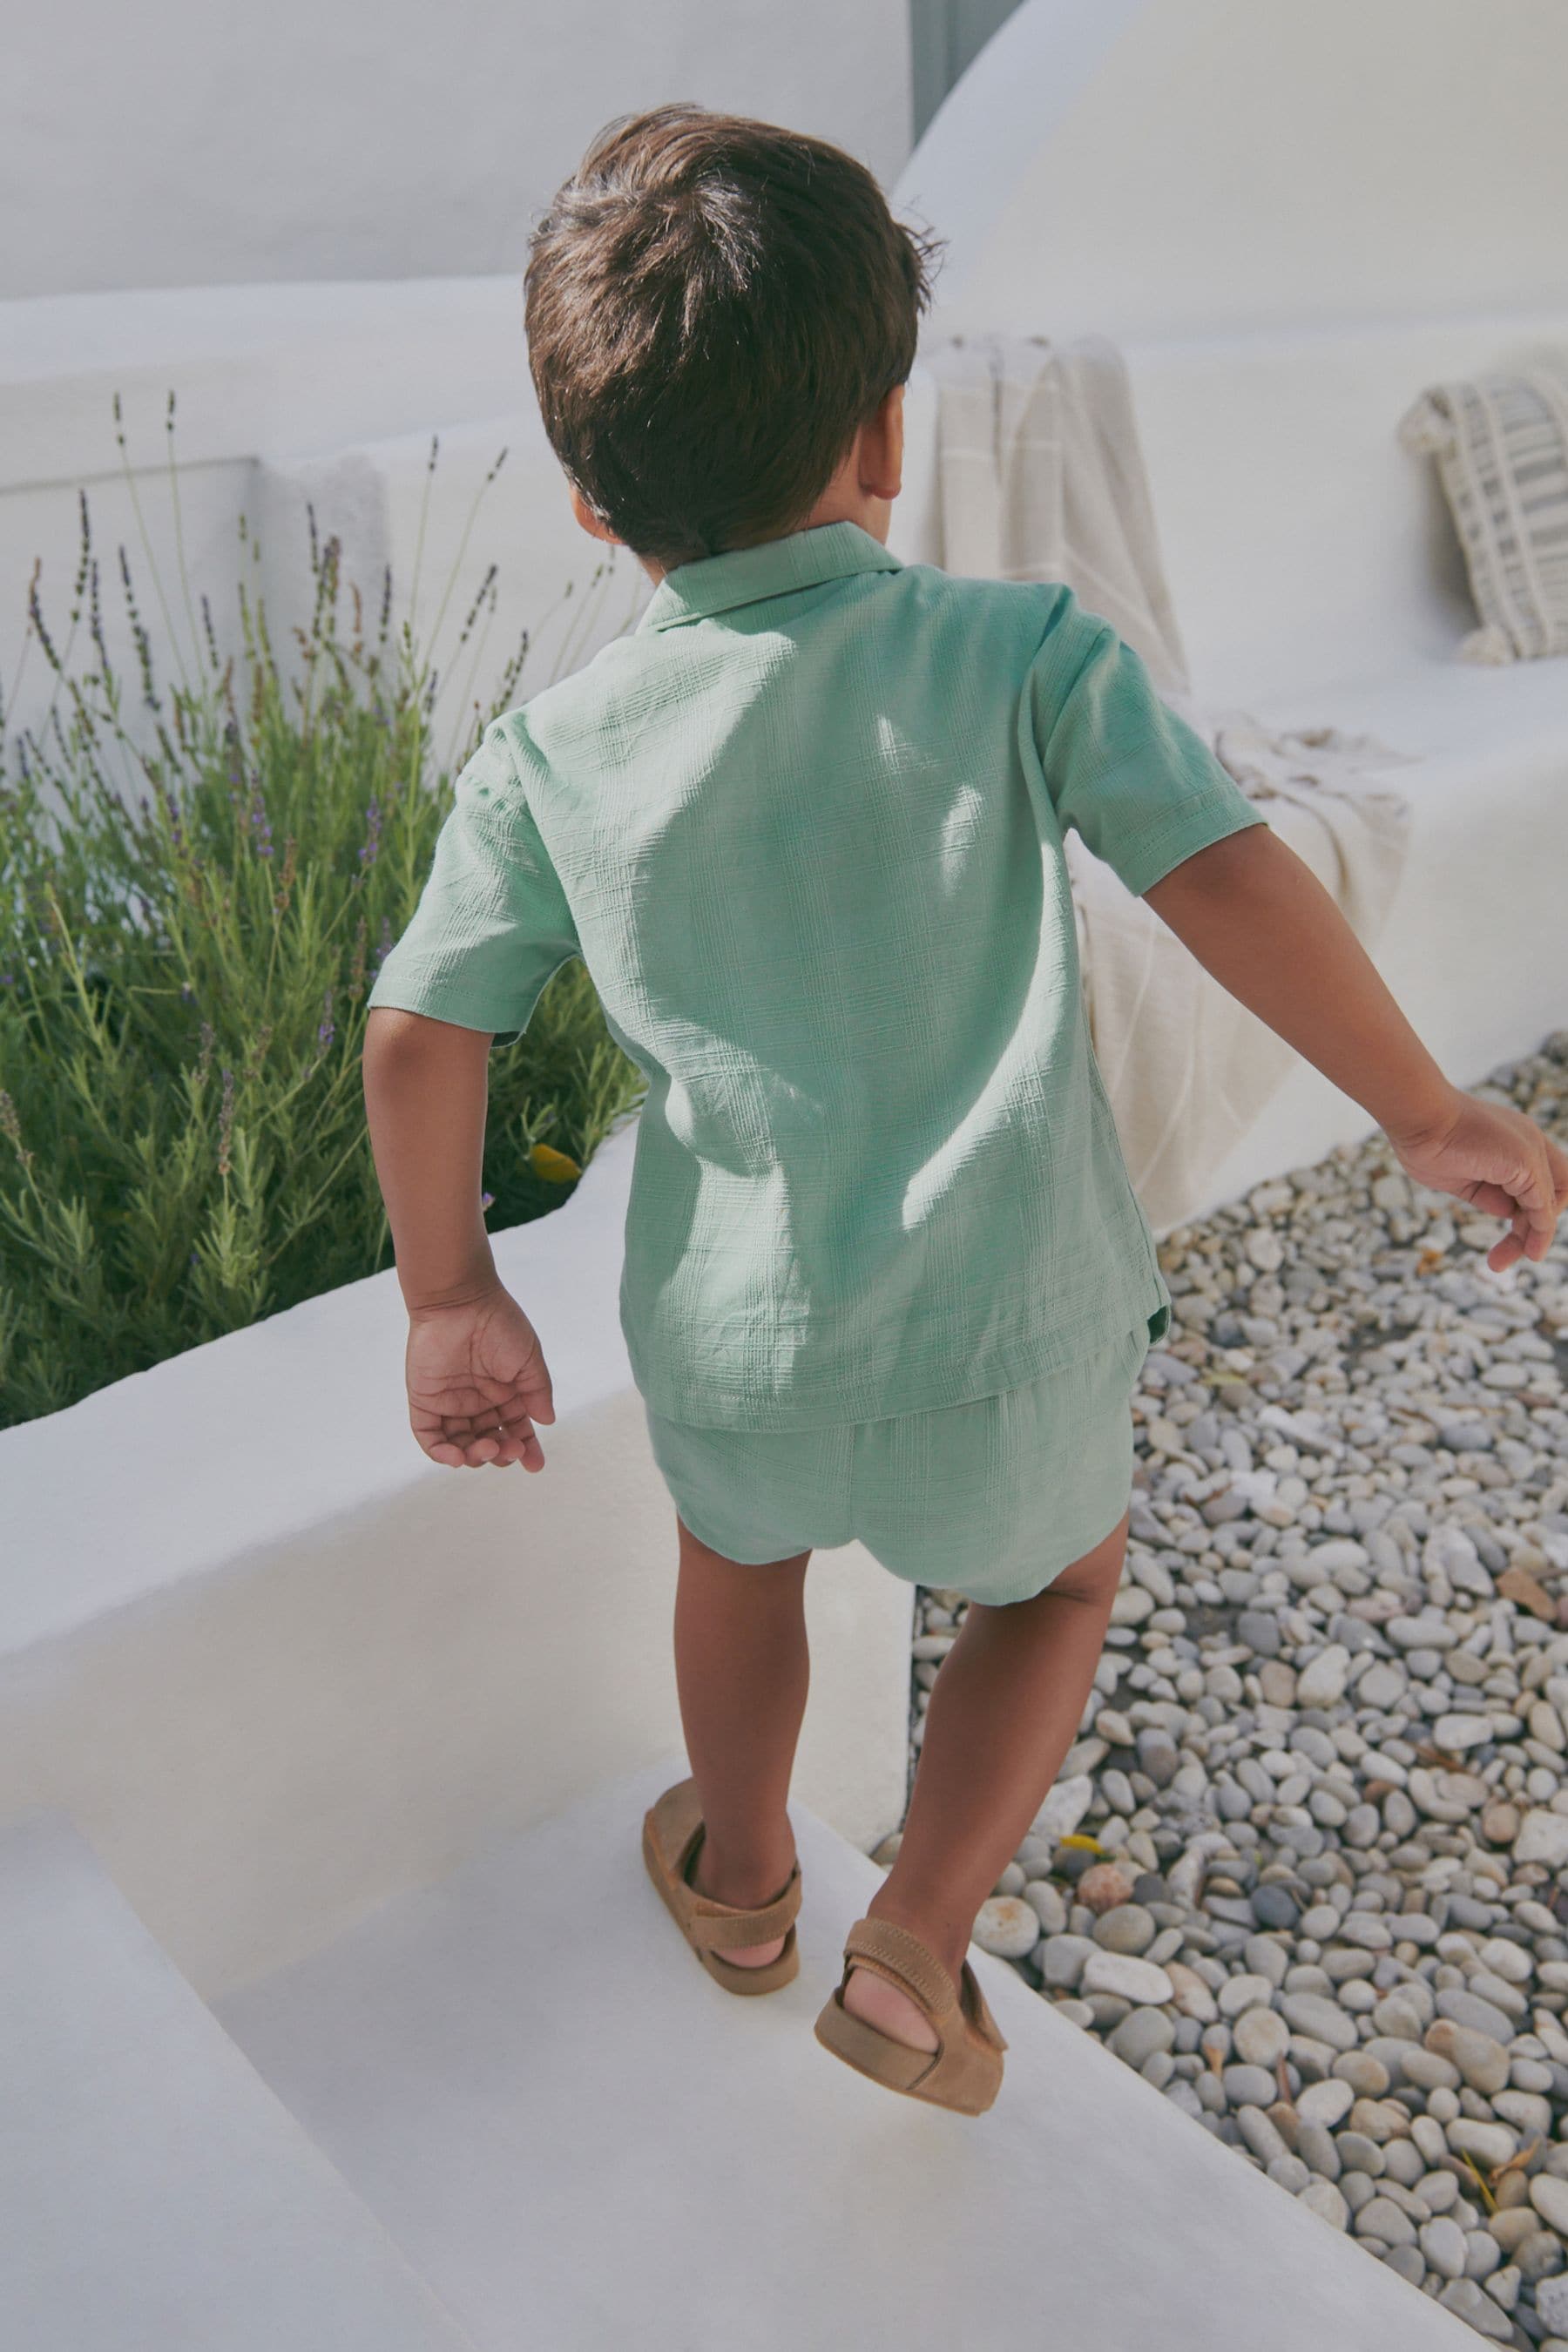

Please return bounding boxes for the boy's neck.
[634,493,892,590]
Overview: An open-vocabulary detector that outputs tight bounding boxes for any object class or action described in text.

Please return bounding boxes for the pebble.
[1233,2006,1290,2067]
[1447,2119,1518,2169]
[1426,2021,1512,2095]
[1532,2177,1568,2237]
[1437,2278,1516,2340]
[971,1896,1040,1960]
[1094,1903,1157,1955]
[1518,1810,1568,1870]
[1108,2006,1175,2067]
[1280,1993,1359,2051]
[906,1035,1568,2342]
[1299,2178,1349,2230]
[1077,1862,1136,1915]
[1079,1950,1175,2004]
[1297,2078,1355,2128]
[1420,2216,1469,2279]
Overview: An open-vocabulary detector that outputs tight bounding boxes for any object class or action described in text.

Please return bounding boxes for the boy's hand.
[403,1283,558,1470]
[1390,1086,1568,1274]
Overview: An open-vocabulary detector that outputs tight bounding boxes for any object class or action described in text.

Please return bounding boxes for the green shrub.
[0,395,645,1429]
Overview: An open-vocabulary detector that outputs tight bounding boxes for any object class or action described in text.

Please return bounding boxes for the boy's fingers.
[1519,1138,1560,1253]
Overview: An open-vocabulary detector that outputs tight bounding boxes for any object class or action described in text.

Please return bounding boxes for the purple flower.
[371,916,394,975]
[358,797,382,868]
[480,1190,495,1212]
[247,775,274,859]
[316,988,335,1053]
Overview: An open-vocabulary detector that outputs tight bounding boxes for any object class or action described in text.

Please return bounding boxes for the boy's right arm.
[1142,822,1568,1273]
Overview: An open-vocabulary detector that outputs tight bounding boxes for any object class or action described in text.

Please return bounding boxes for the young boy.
[362,104,1567,2112]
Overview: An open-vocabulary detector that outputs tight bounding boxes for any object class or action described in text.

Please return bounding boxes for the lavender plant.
[0,395,645,1429]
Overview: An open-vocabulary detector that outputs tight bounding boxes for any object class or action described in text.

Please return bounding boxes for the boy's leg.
[672,1515,811,1967]
[844,1505,1129,2049]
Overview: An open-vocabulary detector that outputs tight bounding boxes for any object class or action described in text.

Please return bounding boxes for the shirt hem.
[628,1275,1173,1434]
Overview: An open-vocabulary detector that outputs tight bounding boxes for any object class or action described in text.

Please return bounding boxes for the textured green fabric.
[645,1315,1153,1603]
[368,518,1270,1429]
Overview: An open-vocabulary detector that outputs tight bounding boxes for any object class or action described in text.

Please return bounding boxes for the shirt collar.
[634,518,903,632]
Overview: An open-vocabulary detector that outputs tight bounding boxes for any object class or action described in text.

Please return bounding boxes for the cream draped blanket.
[909,331,1416,1235]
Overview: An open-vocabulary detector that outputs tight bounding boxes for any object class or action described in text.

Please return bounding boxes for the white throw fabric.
[909,331,1417,1234]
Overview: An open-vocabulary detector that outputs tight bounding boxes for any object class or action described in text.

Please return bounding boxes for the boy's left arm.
[1143,823,1568,1274]
[363,1005,557,1470]
[1025,591,1567,1272]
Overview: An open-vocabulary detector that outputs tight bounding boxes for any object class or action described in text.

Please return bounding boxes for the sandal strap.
[841,1916,956,2021]
[686,1862,801,1955]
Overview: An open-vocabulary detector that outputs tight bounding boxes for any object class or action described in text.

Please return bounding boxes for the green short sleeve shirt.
[368,520,1270,1429]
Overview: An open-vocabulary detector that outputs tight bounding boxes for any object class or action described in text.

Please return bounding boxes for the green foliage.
[0,394,645,1429]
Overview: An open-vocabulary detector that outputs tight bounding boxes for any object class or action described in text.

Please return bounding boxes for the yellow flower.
[529,1141,582,1184]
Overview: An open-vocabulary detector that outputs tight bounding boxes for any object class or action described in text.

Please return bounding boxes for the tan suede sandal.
[814,1915,1009,2114]
[641,1777,802,1996]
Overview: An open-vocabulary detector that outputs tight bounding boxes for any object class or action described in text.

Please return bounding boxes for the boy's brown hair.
[523,104,945,571]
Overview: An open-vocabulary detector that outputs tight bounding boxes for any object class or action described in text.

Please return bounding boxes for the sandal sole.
[813,1988,1002,2114]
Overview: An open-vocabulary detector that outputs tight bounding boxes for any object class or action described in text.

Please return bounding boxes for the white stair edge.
[0,1814,476,2351]
[219,1758,1480,2352]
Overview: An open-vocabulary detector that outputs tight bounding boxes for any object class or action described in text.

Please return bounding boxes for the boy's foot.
[686,1839,795,1969]
[841,1963,940,2051]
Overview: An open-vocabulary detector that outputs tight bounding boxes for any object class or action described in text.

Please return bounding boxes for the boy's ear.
[868,381,904,501]
[570,483,621,547]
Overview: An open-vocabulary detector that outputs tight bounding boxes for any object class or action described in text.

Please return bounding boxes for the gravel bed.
[889,1030,1568,2347]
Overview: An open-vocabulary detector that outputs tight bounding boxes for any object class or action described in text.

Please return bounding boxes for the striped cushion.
[1397,361,1568,662]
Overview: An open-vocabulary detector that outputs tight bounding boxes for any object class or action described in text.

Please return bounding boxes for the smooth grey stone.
[1434,1985,1517,2044]
[1236,1610,1281,1656]
[1297,2177,1349,2229]
[1280,1993,1358,2051]
[1107,2006,1175,2068]
[1242,1935,1290,1988]
[1093,1903,1157,1956]
[1354,2195,1416,2247]
[1234,2105,1289,2165]
[1297,2120,1342,2179]
[1417,2214,1468,2279]
[1233,2007,1289,2067]
[1252,1884,1300,1931]
[1516,2231,1567,2286]
[1435,2278,1513,2340]
[1041,1934,1096,1989]
[1222,2064,1280,2109]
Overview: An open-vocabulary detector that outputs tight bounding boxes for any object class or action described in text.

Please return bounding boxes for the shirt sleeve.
[1024,585,1271,898]
[366,718,579,1044]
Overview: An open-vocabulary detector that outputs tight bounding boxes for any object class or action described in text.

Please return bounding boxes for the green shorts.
[643,1317,1154,1608]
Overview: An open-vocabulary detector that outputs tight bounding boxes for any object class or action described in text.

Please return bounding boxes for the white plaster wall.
[4,2,912,301]
[897,0,1568,339]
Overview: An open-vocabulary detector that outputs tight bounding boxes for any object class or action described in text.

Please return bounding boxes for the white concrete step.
[0,1818,476,2352]
[219,1757,1477,2352]
[0,1114,910,2004]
